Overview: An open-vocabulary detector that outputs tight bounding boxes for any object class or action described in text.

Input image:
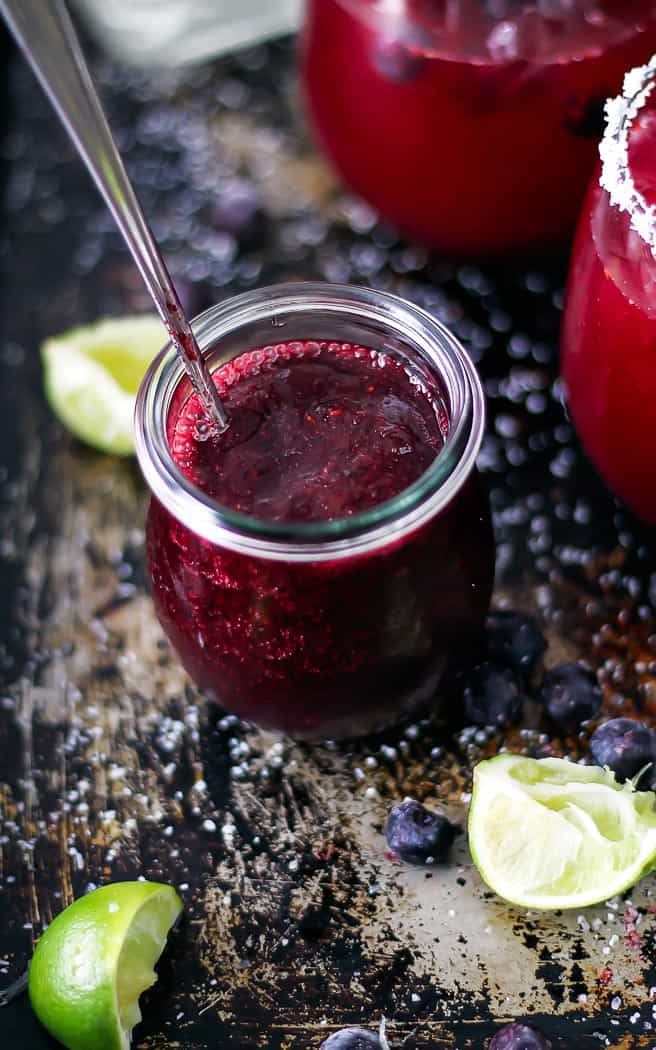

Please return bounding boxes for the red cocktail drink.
[135,285,494,739]
[562,57,656,523]
[301,0,656,256]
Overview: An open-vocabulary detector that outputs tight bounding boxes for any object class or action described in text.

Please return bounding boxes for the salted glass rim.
[600,54,656,256]
[133,282,485,562]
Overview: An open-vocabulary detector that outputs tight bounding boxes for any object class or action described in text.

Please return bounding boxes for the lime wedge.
[41,316,166,456]
[469,754,656,910]
[28,880,183,1050]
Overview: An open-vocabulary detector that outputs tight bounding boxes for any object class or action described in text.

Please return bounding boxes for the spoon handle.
[0,0,229,431]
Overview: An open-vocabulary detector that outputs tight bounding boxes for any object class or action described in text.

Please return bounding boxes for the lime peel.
[469,754,656,910]
[28,880,182,1050]
[41,315,166,456]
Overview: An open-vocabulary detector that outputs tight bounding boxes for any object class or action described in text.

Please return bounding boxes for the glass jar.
[301,0,656,256]
[135,283,494,739]
[562,56,656,524]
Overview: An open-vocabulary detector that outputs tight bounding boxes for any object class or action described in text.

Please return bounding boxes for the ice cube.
[487,20,519,61]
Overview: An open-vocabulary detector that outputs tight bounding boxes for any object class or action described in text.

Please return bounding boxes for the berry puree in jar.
[302,0,656,255]
[170,340,446,522]
[145,333,493,739]
[562,58,656,522]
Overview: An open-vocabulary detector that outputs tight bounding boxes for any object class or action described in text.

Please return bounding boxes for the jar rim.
[600,54,656,256]
[134,282,486,562]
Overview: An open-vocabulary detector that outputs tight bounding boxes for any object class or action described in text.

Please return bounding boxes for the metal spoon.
[0,0,229,433]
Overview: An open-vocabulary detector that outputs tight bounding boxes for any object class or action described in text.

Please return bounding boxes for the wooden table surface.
[1,37,656,1050]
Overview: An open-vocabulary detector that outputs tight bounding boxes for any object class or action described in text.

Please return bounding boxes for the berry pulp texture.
[147,340,494,739]
[169,340,445,522]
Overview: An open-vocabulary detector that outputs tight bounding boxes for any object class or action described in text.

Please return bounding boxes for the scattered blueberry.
[385,799,456,865]
[485,610,546,676]
[540,663,602,730]
[488,1022,552,1050]
[212,178,265,247]
[319,1028,382,1049]
[590,717,656,784]
[462,663,524,727]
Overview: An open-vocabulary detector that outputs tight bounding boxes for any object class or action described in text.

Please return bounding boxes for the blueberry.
[486,610,546,676]
[319,1028,382,1049]
[540,663,602,730]
[462,663,524,727]
[488,1022,552,1050]
[212,178,265,247]
[590,718,656,784]
[385,799,456,865]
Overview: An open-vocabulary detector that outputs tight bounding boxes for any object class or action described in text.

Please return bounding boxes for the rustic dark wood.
[1,37,656,1050]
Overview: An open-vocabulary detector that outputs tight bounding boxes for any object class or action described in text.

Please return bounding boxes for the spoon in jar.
[0,0,230,434]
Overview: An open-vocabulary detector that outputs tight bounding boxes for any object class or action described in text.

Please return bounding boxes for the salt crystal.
[600,56,656,258]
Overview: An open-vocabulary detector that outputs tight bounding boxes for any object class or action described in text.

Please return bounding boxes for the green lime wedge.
[41,316,166,456]
[28,880,183,1050]
[469,754,656,910]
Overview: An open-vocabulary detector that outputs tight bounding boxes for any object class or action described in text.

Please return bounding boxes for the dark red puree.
[170,340,445,522]
[147,338,493,739]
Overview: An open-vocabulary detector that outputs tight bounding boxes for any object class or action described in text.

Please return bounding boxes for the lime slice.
[469,754,656,910]
[28,880,183,1050]
[41,316,166,456]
